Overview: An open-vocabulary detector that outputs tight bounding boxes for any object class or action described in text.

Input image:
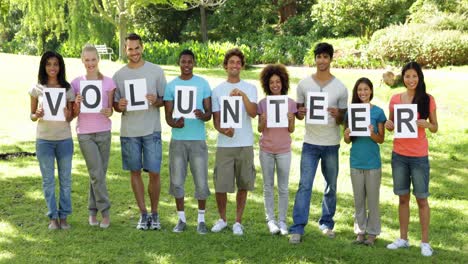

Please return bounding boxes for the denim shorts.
[120,132,162,173]
[391,152,430,198]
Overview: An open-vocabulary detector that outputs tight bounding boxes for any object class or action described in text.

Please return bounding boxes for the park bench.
[95,44,113,60]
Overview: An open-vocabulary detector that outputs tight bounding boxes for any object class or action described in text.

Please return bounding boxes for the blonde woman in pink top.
[71,44,116,228]
[385,61,438,256]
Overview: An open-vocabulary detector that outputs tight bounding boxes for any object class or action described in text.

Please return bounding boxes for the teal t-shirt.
[349,105,387,169]
[163,75,211,140]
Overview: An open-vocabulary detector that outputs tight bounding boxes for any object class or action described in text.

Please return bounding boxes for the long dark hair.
[402,61,429,119]
[38,51,70,90]
[351,77,373,104]
[259,64,290,95]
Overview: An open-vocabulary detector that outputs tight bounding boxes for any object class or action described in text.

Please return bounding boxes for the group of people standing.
[29,33,438,257]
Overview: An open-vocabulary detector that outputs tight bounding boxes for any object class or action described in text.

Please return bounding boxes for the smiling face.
[45,57,60,79]
[82,50,99,75]
[403,68,419,91]
[268,74,282,95]
[179,54,194,79]
[315,53,331,72]
[225,55,242,78]
[125,39,143,65]
[356,82,372,103]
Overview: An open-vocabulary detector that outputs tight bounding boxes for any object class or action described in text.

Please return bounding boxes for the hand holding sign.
[117,98,128,112]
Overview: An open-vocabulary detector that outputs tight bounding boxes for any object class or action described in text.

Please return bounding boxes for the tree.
[273,0,297,24]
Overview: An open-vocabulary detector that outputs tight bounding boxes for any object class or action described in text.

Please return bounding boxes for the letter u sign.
[173,86,197,119]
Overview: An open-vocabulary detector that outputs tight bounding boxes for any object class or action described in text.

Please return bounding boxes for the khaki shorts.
[213,146,256,193]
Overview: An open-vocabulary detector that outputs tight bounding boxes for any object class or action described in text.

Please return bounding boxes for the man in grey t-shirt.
[113,33,166,230]
[289,42,348,244]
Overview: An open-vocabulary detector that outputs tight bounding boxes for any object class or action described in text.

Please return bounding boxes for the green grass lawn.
[0,53,466,263]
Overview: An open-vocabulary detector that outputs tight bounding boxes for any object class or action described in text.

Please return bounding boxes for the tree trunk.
[118,12,127,60]
[200,6,208,42]
[275,0,297,24]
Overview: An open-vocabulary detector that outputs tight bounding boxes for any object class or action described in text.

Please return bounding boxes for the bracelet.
[30,113,38,121]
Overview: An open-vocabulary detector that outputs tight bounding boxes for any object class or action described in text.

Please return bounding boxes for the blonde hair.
[81,44,103,79]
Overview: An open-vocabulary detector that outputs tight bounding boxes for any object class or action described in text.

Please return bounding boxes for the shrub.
[143,41,252,67]
[368,24,468,68]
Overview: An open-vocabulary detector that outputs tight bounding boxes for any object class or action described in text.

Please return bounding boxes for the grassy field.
[0,53,466,263]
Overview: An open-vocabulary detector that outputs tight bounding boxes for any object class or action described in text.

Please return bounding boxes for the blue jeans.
[36,138,74,219]
[289,143,339,234]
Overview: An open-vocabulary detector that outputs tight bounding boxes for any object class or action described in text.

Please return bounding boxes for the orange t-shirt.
[389,93,436,157]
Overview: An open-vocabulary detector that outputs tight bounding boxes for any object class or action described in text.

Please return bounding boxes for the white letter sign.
[173,85,197,119]
[80,80,102,113]
[125,78,148,111]
[306,92,328,124]
[42,88,66,121]
[267,95,288,128]
[348,103,370,136]
[394,104,418,138]
[220,96,242,128]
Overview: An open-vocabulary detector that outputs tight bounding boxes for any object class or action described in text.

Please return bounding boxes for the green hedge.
[368,24,468,68]
[143,40,252,67]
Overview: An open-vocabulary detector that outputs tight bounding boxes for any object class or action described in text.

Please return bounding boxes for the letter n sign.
[394,104,418,138]
[220,96,242,128]
[266,95,288,128]
[348,103,370,136]
[124,78,148,111]
[80,80,102,113]
[42,88,66,121]
[173,86,197,119]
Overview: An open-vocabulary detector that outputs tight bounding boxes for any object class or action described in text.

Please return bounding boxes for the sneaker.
[173,220,186,233]
[48,219,59,230]
[267,220,280,234]
[421,243,433,257]
[211,219,227,232]
[88,216,99,226]
[148,214,161,230]
[59,218,71,230]
[197,222,208,235]
[387,238,410,249]
[278,221,288,235]
[232,222,244,236]
[136,214,149,230]
[289,233,301,244]
[322,228,335,238]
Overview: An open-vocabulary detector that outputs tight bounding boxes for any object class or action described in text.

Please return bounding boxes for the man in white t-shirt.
[210,48,257,236]
[289,43,348,244]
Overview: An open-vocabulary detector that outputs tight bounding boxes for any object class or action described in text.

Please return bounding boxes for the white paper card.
[394,104,418,138]
[80,80,102,113]
[173,85,197,119]
[348,103,370,136]
[42,88,66,121]
[266,95,288,128]
[220,96,242,128]
[125,78,148,111]
[306,92,328,125]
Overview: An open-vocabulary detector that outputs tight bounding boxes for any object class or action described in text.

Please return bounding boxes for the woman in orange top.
[384,61,438,257]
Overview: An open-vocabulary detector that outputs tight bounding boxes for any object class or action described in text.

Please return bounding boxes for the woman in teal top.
[344,77,386,245]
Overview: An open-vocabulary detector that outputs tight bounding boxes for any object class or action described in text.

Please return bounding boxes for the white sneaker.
[211,219,227,232]
[233,222,244,235]
[267,220,280,234]
[421,243,433,257]
[387,238,410,249]
[278,221,288,235]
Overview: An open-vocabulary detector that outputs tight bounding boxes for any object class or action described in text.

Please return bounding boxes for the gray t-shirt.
[29,84,75,140]
[113,61,166,137]
[296,76,348,146]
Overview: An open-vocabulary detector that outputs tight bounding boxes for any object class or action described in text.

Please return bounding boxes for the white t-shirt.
[212,80,257,147]
[296,76,348,145]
